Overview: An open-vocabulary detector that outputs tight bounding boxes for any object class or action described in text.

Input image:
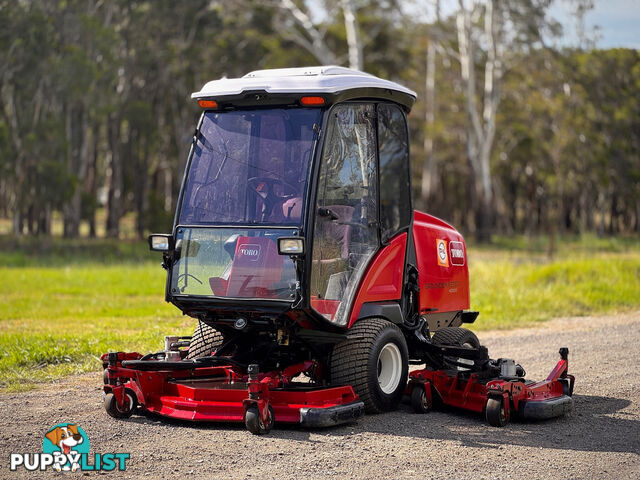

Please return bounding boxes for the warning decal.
[436,239,449,267]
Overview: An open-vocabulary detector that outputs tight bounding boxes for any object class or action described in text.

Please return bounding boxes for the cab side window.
[310,103,378,325]
[377,104,411,242]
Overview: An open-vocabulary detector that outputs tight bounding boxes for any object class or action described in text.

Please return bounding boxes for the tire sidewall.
[366,326,409,411]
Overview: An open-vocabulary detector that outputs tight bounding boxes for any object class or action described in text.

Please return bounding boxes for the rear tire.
[431,327,480,348]
[186,321,225,359]
[331,318,409,414]
[431,327,480,369]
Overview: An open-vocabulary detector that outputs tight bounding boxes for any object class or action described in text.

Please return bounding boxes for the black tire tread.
[186,321,225,359]
[432,327,480,348]
[486,397,507,427]
[331,318,405,414]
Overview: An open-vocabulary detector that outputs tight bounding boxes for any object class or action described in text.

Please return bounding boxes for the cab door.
[309,103,379,326]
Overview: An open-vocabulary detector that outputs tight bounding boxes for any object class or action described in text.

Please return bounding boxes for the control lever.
[317,207,339,221]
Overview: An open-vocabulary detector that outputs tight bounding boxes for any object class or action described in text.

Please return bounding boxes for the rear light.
[300,96,325,106]
[198,99,218,109]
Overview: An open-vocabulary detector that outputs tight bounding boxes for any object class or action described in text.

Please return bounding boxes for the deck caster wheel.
[104,391,136,419]
[244,405,274,435]
[486,397,508,427]
[411,385,432,414]
[560,378,572,397]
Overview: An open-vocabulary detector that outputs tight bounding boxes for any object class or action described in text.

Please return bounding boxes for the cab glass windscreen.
[179,108,321,227]
[170,227,298,300]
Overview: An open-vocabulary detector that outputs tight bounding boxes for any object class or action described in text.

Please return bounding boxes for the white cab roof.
[191,66,416,100]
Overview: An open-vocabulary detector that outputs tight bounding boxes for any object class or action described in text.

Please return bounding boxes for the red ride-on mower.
[102,67,574,433]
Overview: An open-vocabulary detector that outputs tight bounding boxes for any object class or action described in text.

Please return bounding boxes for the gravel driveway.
[1,312,638,479]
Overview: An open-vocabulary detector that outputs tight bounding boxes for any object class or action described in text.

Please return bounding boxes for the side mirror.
[148,234,174,252]
[278,237,305,256]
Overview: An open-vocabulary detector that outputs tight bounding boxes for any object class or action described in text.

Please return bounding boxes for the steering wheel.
[247,177,297,221]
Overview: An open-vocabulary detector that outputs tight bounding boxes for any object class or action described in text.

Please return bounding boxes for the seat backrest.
[321,205,354,259]
[225,236,283,298]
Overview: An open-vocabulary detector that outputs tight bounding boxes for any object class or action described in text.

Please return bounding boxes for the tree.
[454,0,557,242]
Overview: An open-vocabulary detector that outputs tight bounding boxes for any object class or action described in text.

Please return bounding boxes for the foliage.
[0,1,637,240]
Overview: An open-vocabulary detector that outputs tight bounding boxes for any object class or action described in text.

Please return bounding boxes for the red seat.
[210,236,283,298]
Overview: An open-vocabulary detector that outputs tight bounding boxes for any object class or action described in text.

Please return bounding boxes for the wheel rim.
[420,390,430,410]
[377,342,403,394]
[115,394,133,414]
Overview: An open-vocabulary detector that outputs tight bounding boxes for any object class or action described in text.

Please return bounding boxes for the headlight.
[277,237,305,256]
[148,234,173,252]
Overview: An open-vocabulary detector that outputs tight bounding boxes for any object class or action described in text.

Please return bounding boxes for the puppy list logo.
[9,423,129,472]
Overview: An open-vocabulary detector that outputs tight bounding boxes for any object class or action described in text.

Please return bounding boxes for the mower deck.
[102,353,365,434]
[102,346,574,433]
[407,348,575,426]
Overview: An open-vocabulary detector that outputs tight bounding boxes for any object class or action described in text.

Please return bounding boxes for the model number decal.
[424,281,459,290]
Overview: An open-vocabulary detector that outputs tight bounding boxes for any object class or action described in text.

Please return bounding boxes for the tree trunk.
[87,124,99,238]
[135,131,150,238]
[456,0,501,243]
[1,84,26,236]
[278,0,339,65]
[341,0,363,70]
[421,32,437,210]
[106,114,123,238]
[63,103,90,238]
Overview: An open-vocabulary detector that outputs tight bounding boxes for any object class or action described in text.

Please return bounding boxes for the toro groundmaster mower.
[102,67,574,434]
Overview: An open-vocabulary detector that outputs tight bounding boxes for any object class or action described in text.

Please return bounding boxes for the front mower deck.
[101,352,365,434]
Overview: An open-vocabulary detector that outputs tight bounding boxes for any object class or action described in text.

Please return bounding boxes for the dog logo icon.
[43,423,90,472]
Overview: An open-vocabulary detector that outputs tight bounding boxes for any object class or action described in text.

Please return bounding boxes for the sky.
[549,0,640,49]
[345,0,640,50]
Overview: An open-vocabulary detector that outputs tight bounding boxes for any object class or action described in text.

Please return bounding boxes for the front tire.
[331,318,409,414]
[186,321,225,359]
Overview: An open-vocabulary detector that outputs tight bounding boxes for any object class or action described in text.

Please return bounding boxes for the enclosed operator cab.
[149,67,473,411]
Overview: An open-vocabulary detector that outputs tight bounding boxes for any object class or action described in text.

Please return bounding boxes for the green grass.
[469,252,640,330]
[1,234,639,391]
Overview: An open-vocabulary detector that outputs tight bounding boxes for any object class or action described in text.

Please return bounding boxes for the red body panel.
[412,210,470,315]
[347,233,407,328]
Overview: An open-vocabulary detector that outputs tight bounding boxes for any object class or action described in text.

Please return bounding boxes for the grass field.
[1,234,639,392]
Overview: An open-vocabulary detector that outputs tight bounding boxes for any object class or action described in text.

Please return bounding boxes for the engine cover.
[412,211,470,317]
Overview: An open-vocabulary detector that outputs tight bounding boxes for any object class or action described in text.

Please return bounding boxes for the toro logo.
[436,239,449,267]
[238,244,261,260]
[449,241,465,266]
